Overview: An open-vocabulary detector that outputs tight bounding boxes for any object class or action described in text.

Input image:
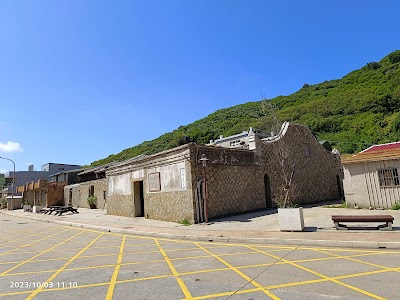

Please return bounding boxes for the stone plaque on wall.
[148,172,161,192]
[180,168,186,189]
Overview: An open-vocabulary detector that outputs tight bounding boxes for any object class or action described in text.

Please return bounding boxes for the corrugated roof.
[342,147,400,164]
[361,142,400,153]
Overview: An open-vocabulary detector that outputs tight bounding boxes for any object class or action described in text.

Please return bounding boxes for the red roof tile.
[361,142,400,153]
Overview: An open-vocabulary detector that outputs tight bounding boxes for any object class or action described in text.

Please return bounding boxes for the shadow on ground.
[211,209,278,223]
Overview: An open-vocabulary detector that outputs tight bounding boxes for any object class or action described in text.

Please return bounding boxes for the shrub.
[87,195,97,205]
[365,62,380,70]
[179,218,191,226]
[391,202,400,210]
[388,51,400,64]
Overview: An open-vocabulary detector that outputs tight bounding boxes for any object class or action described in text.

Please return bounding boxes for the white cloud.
[0,141,23,153]
[0,169,8,174]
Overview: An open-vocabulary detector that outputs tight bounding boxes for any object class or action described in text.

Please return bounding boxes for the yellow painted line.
[195,242,280,300]
[1,231,84,276]
[180,267,231,276]
[190,287,262,299]
[247,245,385,300]
[333,268,394,280]
[2,258,169,277]
[300,246,400,254]
[266,278,328,289]
[105,235,126,300]
[171,255,212,261]
[25,232,105,300]
[59,225,154,239]
[155,238,193,299]
[0,227,65,246]
[314,248,400,273]
[0,228,71,256]
[0,229,38,241]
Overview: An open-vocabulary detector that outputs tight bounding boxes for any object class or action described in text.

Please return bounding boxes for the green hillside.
[90,50,400,166]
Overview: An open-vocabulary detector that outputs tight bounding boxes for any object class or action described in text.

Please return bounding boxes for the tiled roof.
[361,142,400,153]
[342,146,400,164]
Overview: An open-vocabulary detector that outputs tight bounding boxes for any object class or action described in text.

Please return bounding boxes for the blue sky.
[0,0,399,173]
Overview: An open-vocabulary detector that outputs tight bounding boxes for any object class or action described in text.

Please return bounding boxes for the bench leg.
[334,222,348,230]
[379,222,393,231]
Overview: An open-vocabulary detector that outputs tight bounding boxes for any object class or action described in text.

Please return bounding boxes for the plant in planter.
[87,195,97,209]
[0,199,7,209]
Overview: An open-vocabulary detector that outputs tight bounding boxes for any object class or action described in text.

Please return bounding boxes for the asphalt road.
[1,213,399,300]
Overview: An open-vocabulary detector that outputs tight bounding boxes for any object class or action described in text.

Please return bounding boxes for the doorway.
[134,181,144,217]
[336,174,343,199]
[264,174,272,208]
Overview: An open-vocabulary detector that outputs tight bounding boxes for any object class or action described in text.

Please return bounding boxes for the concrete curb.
[2,210,400,249]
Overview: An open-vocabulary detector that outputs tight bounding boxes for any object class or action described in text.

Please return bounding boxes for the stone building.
[64,164,112,209]
[105,122,342,223]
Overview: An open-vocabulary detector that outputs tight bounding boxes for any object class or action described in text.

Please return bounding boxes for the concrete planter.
[278,207,305,231]
[23,205,32,212]
[33,206,43,213]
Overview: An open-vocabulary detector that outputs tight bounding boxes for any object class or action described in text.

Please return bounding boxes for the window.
[229,140,241,147]
[378,168,400,187]
[89,185,94,196]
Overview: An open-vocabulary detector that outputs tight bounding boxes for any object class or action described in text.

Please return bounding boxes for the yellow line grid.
[0,225,399,299]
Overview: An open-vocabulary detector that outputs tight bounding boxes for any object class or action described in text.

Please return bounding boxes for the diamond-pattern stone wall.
[205,165,265,218]
[259,124,342,205]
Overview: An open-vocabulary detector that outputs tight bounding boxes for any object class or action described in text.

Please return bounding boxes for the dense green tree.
[90,50,400,167]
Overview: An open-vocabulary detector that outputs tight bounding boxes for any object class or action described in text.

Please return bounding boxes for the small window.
[89,185,94,196]
[378,168,400,187]
[229,140,241,147]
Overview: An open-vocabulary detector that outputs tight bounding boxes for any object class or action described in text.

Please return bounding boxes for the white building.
[342,142,400,209]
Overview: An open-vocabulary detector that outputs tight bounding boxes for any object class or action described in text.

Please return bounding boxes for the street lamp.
[199,154,209,223]
[0,156,16,210]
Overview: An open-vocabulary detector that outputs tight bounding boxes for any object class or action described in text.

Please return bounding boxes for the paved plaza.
[1,213,400,299]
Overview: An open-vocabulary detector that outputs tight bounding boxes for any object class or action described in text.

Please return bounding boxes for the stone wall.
[64,179,107,209]
[106,145,196,223]
[260,123,342,205]
[107,172,135,217]
[205,165,265,219]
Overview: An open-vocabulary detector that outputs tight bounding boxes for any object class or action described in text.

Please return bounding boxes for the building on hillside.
[208,128,269,148]
[104,122,342,223]
[342,142,400,209]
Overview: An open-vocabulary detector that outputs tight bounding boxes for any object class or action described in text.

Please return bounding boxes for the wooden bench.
[54,206,79,216]
[332,215,394,231]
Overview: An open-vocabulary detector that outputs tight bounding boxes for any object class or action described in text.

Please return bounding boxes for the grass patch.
[391,202,400,210]
[179,218,191,226]
[324,201,348,208]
